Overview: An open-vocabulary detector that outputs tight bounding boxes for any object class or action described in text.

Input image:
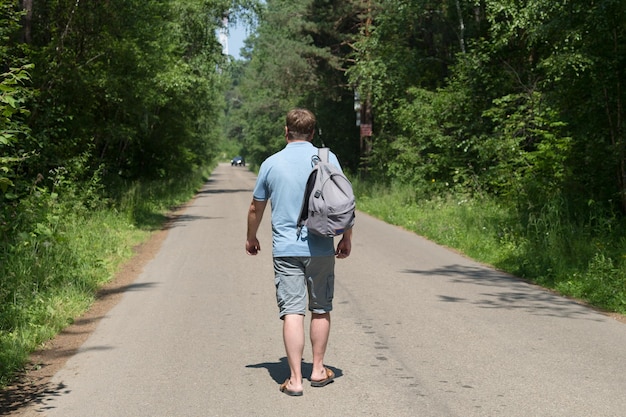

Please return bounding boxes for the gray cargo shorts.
[273,256,335,318]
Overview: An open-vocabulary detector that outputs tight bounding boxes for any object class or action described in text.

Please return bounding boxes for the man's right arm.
[335,227,352,259]
[246,199,267,255]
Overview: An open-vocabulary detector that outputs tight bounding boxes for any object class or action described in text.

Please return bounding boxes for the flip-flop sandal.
[311,367,335,387]
[280,378,303,396]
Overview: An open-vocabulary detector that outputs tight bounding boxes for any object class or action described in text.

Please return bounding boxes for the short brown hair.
[286,108,316,140]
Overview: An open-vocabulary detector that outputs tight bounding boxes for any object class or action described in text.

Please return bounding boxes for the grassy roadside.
[353,180,626,316]
[0,165,214,388]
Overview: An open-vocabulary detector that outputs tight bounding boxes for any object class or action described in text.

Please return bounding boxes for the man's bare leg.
[283,314,305,391]
[310,312,331,381]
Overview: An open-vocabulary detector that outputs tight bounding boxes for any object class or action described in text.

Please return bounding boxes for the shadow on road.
[402,263,518,285]
[246,357,343,384]
[402,264,604,321]
[97,281,159,298]
[197,188,252,195]
[0,378,68,415]
[163,213,222,230]
[0,346,115,416]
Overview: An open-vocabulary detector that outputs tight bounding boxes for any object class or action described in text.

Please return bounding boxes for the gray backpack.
[297,147,356,238]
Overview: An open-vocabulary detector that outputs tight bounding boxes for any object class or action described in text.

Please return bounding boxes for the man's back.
[253,141,340,257]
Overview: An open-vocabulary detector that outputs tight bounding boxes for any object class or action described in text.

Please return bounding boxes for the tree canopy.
[2,0,626,216]
[225,0,626,218]
[1,0,240,207]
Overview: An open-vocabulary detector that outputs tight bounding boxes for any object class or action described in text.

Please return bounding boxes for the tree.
[6,0,232,188]
[1,0,33,201]
[231,0,360,169]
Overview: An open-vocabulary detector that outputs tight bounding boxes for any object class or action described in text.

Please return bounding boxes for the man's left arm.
[330,153,352,259]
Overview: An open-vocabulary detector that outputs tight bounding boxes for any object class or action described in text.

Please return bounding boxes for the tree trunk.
[21,0,33,44]
[455,0,466,54]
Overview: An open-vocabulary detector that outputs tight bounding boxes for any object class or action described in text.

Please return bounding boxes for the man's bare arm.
[336,227,352,259]
[246,199,267,255]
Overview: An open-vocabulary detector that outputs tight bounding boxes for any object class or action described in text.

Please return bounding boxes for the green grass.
[353,179,626,315]
[0,165,213,387]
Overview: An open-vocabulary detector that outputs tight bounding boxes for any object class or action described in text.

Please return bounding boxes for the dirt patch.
[0,207,187,416]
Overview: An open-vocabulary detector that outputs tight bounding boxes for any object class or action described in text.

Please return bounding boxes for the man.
[245,108,353,396]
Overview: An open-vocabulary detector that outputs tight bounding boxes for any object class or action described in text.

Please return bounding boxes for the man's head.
[285,108,316,141]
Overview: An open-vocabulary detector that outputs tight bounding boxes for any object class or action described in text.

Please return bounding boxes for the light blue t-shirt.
[253,141,342,257]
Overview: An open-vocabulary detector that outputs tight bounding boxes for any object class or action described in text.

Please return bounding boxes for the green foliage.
[345,0,626,220]
[229,0,360,168]
[480,0,626,210]
[0,1,33,199]
[0,181,138,385]
[386,88,449,192]
[0,64,33,196]
[480,91,572,201]
[20,0,229,185]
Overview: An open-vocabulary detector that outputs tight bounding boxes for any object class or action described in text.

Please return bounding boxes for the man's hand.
[246,199,267,256]
[335,235,352,259]
[246,238,261,256]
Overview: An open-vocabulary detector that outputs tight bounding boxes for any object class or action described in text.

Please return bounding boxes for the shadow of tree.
[0,343,116,415]
[402,264,604,321]
[161,214,223,231]
[0,378,69,414]
[97,282,158,299]
[196,188,252,195]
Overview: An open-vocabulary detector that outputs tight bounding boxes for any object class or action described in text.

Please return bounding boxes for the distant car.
[231,156,245,166]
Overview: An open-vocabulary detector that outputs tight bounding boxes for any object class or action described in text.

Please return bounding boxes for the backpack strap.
[318,147,330,163]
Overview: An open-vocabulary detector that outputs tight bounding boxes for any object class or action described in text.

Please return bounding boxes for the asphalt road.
[27,163,626,416]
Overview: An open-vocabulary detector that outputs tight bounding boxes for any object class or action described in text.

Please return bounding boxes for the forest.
[230,0,626,207]
[1,0,625,385]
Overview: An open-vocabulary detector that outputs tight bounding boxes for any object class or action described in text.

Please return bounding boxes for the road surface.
[14,163,626,416]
